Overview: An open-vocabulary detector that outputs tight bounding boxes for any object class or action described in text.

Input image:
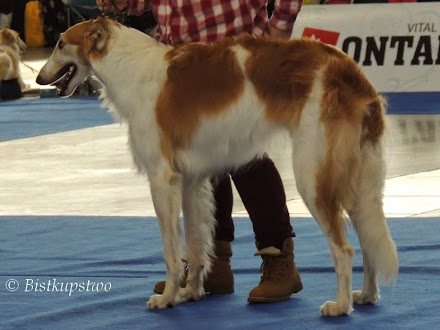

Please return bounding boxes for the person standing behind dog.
[97,0,303,303]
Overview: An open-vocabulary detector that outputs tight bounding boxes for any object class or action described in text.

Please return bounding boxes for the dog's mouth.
[51,64,77,95]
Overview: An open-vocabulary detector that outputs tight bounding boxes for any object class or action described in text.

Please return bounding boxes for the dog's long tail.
[320,55,398,284]
[349,98,399,285]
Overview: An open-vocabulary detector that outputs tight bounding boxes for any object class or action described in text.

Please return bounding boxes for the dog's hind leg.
[294,165,355,316]
[348,141,398,305]
[178,177,215,303]
[147,169,183,309]
[291,101,355,316]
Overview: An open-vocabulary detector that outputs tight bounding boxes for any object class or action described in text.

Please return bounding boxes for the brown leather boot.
[248,237,303,303]
[153,240,234,294]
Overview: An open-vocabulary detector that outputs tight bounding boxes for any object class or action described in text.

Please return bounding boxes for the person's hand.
[264,24,292,41]
[96,0,127,13]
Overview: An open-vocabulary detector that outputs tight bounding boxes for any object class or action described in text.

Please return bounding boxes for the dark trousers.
[213,155,294,251]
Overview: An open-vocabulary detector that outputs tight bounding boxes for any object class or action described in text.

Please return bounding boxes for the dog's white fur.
[0,28,27,91]
[37,18,398,316]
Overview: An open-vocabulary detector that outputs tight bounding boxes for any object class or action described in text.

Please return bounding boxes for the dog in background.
[0,0,13,30]
[36,17,399,316]
[0,13,12,30]
[0,28,27,100]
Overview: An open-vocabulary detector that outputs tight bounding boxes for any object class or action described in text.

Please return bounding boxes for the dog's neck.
[92,25,171,121]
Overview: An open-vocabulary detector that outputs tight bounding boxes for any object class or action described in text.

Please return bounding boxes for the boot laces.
[259,255,288,281]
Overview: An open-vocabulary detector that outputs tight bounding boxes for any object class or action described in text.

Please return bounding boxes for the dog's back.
[156,36,383,176]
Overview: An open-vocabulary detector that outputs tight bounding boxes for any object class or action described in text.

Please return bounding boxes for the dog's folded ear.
[85,21,109,52]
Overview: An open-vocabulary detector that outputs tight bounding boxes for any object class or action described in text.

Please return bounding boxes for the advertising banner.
[292,3,440,93]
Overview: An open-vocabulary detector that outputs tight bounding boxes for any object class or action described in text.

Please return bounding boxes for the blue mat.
[0,97,113,142]
[1,216,439,329]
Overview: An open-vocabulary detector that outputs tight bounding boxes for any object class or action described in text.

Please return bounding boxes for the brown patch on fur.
[321,57,377,122]
[155,38,245,156]
[0,29,16,48]
[239,36,327,128]
[62,17,119,64]
[362,97,386,144]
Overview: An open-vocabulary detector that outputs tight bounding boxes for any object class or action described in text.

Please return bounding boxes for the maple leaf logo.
[302,28,340,46]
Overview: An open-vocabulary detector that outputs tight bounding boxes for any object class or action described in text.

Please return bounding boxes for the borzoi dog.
[36,17,398,316]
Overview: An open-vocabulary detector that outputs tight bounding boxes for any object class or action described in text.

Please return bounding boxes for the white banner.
[292,3,440,92]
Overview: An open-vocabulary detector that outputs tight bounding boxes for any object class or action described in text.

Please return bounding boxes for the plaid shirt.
[126,0,302,45]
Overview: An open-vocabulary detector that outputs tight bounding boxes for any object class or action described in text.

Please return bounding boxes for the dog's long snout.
[36,63,52,86]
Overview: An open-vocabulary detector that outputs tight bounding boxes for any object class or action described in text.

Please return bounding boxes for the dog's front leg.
[147,171,183,309]
[18,75,27,91]
[178,177,215,303]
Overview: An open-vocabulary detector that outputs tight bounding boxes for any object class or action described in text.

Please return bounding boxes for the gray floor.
[1,48,439,218]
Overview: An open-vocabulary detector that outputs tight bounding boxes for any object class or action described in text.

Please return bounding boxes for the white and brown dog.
[0,28,27,99]
[37,17,398,316]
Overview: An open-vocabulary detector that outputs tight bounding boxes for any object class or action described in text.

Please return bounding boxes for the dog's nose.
[36,73,47,86]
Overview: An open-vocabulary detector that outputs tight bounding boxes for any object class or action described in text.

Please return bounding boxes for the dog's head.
[0,28,27,53]
[36,17,116,97]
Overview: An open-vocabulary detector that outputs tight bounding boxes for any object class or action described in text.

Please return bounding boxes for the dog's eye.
[58,40,65,49]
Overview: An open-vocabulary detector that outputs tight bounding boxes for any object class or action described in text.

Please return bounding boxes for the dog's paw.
[177,286,204,303]
[147,294,175,309]
[352,290,380,305]
[320,300,353,317]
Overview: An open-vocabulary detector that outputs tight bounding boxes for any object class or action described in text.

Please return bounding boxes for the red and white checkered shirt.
[126,0,302,45]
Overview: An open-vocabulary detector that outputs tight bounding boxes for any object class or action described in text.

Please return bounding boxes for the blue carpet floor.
[0,97,113,142]
[1,94,440,328]
[1,216,439,329]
